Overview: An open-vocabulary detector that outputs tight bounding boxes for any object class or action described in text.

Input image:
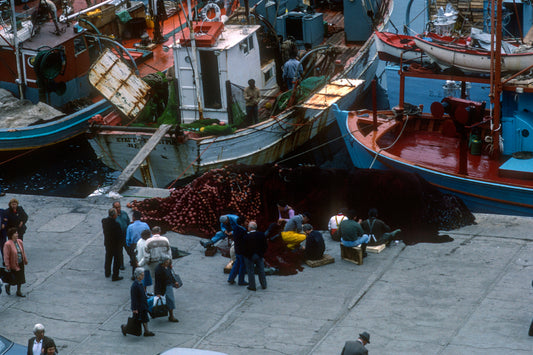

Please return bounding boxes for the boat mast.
[491,0,502,159]
[10,0,24,99]
[187,0,204,119]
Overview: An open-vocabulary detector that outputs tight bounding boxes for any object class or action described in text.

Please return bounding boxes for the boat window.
[248,36,254,51]
[74,36,87,56]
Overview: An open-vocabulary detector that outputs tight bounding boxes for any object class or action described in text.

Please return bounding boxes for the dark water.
[0,136,119,198]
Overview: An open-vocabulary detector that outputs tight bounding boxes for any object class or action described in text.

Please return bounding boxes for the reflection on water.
[0,136,119,198]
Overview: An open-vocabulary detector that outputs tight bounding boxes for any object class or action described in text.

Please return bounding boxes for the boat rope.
[167,137,218,189]
[0,147,40,166]
[369,114,410,169]
[276,125,358,165]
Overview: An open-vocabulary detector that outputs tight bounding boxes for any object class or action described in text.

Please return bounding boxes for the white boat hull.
[414,37,533,73]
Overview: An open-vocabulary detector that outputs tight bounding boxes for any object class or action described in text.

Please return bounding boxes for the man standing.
[243,221,267,291]
[227,217,248,286]
[144,226,172,284]
[360,208,401,246]
[101,208,123,281]
[281,212,310,250]
[244,79,261,126]
[302,224,325,260]
[27,323,53,355]
[112,201,130,270]
[126,210,150,280]
[338,211,368,257]
[200,214,240,248]
[341,331,370,355]
[282,54,303,90]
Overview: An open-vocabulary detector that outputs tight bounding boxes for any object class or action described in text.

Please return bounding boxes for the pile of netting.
[129,165,476,274]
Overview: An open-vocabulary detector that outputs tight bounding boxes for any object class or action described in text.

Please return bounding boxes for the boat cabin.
[172,23,277,123]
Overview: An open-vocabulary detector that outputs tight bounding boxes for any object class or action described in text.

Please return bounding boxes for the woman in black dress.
[6,198,28,240]
[124,267,154,337]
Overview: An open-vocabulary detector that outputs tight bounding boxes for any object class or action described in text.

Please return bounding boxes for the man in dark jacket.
[302,224,325,260]
[243,221,267,291]
[227,217,248,286]
[101,208,123,281]
[360,208,401,246]
[341,331,370,355]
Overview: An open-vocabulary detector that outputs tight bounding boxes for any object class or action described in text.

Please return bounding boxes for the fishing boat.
[413,34,533,74]
[0,0,202,154]
[375,31,424,63]
[87,0,394,190]
[334,0,533,216]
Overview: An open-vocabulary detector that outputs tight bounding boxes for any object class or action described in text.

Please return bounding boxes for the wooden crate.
[340,244,363,265]
[305,254,335,268]
[367,244,386,254]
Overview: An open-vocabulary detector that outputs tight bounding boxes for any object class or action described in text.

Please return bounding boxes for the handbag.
[150,296,168,318]
[0,267,15,285]
[124,316,142,336]
[171,268,183,288]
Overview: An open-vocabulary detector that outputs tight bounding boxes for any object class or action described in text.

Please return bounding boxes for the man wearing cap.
[341,331,370,355]
[200,214,240,248]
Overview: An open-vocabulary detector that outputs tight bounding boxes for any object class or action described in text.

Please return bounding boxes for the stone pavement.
[0,188,532,354]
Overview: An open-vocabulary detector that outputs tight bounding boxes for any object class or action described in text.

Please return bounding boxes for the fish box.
[80,4,116,29]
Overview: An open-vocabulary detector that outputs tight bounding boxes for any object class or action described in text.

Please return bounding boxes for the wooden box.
[205,245,217,256]
[340,244,363,265]
[367,244,386,254]
[305,254,335,268]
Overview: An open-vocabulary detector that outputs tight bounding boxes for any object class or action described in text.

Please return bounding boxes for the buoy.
[201,2,221,22]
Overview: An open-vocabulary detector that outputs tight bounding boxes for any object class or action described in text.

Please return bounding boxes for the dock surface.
[1,188,532,354]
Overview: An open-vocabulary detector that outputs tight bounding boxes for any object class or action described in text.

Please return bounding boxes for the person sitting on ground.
[200,214,240,248]
[328,210,348,242]
[338,210,369,257]
[227,217,248,286]
[360,208,401,246]
[302,224,325,260]
[281,212,310,250]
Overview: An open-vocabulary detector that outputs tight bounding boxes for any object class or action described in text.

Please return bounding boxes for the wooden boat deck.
[350,113,533,189]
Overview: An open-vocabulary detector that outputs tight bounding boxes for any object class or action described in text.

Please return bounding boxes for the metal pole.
[493,0,502,158]
[187,0,204,119]
[11,0,24,99]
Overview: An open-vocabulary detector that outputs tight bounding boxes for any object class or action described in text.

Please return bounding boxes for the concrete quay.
[0,188,532,354]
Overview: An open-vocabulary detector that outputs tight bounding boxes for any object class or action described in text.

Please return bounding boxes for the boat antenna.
[490,0,502,159]
[10,0,24,99]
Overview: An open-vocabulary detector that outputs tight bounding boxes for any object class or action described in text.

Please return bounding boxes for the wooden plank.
[340,244,363,265]
[305,254,335,267]
[109,124,172,193]
[367,244,386,254]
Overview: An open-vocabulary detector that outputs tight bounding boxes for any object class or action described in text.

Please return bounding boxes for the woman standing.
[6,198,28,240]
[154,258,179,322]
[3,227,28,297]
[124,267,154,336]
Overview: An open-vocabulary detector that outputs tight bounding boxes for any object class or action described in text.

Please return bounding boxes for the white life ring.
[201,2,221,22]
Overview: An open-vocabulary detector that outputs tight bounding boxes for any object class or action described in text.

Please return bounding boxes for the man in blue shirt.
[200,214,240,248]
[282,55,303,90]
[126,210,150,279]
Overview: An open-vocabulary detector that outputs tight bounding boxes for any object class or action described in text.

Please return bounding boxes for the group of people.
[330,208,401,256]
[1,198,29,297]
[101,202,181,337]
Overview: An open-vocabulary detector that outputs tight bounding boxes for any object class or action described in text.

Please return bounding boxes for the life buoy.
[201,2,221,22]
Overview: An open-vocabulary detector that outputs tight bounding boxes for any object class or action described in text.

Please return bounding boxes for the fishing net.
[274,76,327,113]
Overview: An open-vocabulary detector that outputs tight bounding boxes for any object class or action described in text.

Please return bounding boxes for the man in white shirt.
[144,226,172,283]
[27,323,54,355]
[328,211,348,241]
